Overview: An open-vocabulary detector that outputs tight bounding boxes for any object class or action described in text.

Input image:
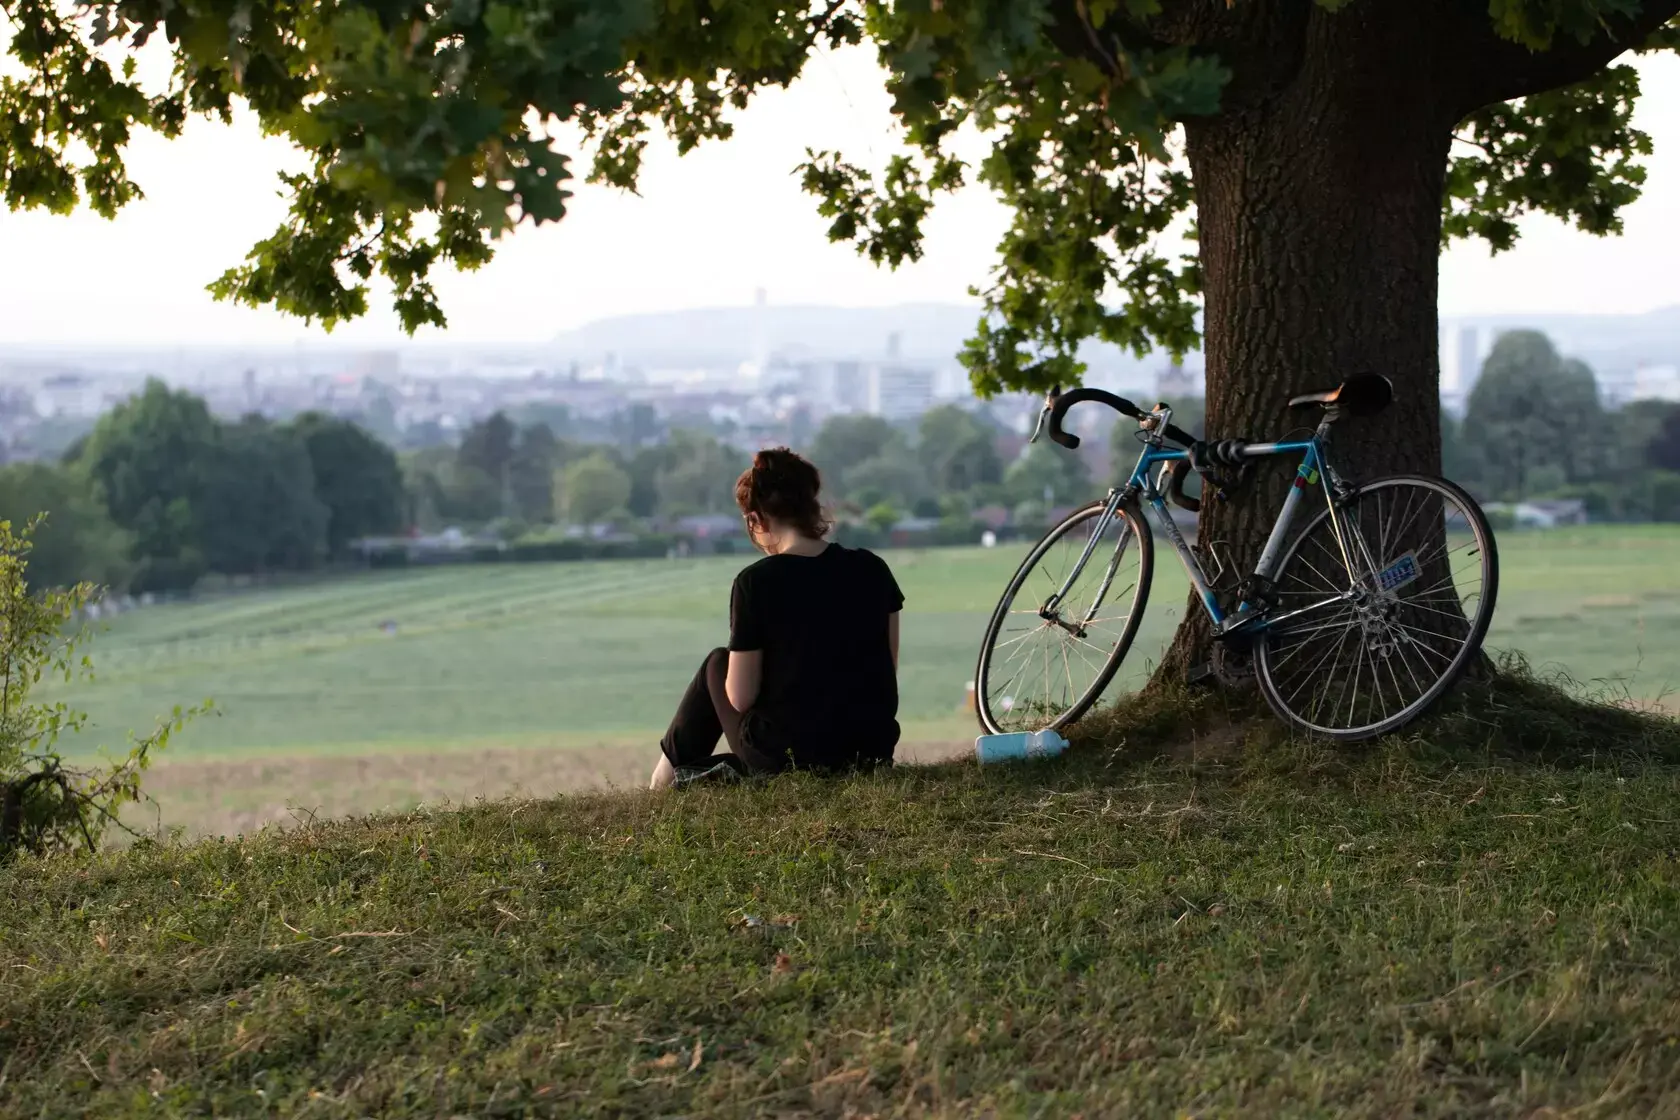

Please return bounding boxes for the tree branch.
[1043,0,1313,117]
[1451,1,1680,116]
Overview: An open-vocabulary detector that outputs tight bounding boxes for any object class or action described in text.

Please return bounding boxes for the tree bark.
[1153,5,1457,683]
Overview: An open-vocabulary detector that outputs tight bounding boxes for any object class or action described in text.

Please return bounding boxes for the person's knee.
[705,647,729,673]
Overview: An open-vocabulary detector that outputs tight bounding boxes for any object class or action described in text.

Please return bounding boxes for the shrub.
[0,518,206,863]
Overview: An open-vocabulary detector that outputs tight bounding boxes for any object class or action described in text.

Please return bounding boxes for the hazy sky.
[1,47,1676,346]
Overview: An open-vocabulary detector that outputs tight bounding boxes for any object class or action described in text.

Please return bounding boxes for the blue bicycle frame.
[1047,406,1356,639]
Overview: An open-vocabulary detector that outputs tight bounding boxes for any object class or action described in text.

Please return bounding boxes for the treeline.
[1442,331,1680,518]
[0,378,1070,593]
[399,412,749,533]
[0,381,406,593]
[799,406,1086,528]
[402,404,1079,538]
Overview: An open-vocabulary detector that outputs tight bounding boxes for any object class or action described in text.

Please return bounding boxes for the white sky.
[0,47,1676,346]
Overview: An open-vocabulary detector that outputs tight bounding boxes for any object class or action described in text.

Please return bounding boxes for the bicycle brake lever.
[1029,403,1050,444]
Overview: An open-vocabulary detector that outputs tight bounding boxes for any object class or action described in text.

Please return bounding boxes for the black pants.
[660,649,790,775]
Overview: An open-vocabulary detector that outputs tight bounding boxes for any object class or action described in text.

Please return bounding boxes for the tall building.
[1454,326,1481,395]
[866,364,936,421]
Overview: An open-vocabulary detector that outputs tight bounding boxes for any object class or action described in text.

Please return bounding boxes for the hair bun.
[736,446,831,543]
[754,447,797,472]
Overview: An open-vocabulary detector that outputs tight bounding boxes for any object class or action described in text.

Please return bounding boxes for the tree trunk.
[1154,9,1456,684]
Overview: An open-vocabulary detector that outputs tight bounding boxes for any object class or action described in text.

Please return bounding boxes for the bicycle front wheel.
[976,500,1153,735]
[1255,474,1499,740]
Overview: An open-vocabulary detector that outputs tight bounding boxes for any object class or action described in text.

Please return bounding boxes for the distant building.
[865,364,935,421]
[1455,327,1481,395]
[31,373,107,418]
[1632,364,1680,403]
[358,350,402,379]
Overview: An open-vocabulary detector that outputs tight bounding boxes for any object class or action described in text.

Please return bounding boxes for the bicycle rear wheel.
[976,500,1153,735]
[1255,474,1498,740]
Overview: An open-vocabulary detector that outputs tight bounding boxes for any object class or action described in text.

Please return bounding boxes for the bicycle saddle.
[1286,373,1394,417]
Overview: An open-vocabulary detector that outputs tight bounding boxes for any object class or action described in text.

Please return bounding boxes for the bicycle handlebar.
[1045,387,1197,450]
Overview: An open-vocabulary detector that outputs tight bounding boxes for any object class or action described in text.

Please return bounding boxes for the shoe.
[671,759,744,788]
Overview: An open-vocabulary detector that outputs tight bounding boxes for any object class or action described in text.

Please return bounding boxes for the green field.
[42,525,1680,832]
[55,525,1680,755]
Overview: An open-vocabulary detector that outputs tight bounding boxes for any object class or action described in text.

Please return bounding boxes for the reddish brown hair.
[735,447,832,542]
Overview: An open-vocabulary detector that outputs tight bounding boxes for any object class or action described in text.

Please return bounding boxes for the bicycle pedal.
[1187,661,1219,687]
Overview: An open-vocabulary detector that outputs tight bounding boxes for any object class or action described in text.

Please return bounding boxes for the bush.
[0,519,206,863]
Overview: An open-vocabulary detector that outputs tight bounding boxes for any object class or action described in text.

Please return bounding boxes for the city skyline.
[1,48,1678,346]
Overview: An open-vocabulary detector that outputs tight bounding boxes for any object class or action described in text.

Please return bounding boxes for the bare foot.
[649,755,675,791]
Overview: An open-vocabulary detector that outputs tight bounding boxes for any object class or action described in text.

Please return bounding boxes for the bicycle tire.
[975,499,1154,735]
[1254,473,1499,740]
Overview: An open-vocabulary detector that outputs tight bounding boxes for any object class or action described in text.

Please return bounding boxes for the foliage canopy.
[4,1,1676,394]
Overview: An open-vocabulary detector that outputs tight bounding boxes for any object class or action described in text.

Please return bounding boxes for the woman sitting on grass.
[651,447,904,790]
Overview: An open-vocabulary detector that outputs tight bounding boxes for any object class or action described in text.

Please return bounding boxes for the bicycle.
[975,375,1498,741]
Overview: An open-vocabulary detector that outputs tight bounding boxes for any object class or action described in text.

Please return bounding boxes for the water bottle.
[974,728,1070,764]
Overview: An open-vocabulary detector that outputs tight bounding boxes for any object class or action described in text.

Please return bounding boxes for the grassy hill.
[4,680,1678,1117]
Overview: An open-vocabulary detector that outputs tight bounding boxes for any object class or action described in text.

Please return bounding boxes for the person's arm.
[725,650,762,711]
[887,611,900,670]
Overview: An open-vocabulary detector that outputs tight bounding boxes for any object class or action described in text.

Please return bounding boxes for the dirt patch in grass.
[139,738,976,837]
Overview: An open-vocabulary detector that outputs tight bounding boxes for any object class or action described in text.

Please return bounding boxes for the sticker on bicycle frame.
[1296,464,1320,484]
[1376,550,1421,594]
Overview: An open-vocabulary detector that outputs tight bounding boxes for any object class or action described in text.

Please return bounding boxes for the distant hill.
[550,301,1680,389]
[548,302,1173,385]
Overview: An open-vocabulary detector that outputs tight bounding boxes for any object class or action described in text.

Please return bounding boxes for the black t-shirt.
[728,544,905,768]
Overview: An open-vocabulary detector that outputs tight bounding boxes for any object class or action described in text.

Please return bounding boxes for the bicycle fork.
[1040,494,1130,637]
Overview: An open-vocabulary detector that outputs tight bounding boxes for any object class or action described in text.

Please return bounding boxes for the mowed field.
[46,525,1680,834]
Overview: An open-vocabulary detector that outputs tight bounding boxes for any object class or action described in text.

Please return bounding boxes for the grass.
[35,524,1680,834]
[4,677,1679,1116]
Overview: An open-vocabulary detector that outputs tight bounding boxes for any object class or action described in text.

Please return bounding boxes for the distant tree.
[400,448,450,531]
[456,412,519,507]
[917,405,1002,495]
[610,403,660,452]
[809,415,906,493]
[657,431,749,515]
[845,449,930,511]
[1649,405,1680,472]
[401,444,500,527]
[288,413,406,557]
[1005,441,1092,509]
[1440,410,1474,487]
[511,403,575,438]
[507,423,572,524]
[401,420,453,451]
[80,380,217,592]
[440,465,504,525]
[346,393,402,447]
[623,444,671,520]
[863,502,901,534]
[200,419,329,575]
[0,465,130,591]
[1464,332,1604,499]
[560,454,632,525]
